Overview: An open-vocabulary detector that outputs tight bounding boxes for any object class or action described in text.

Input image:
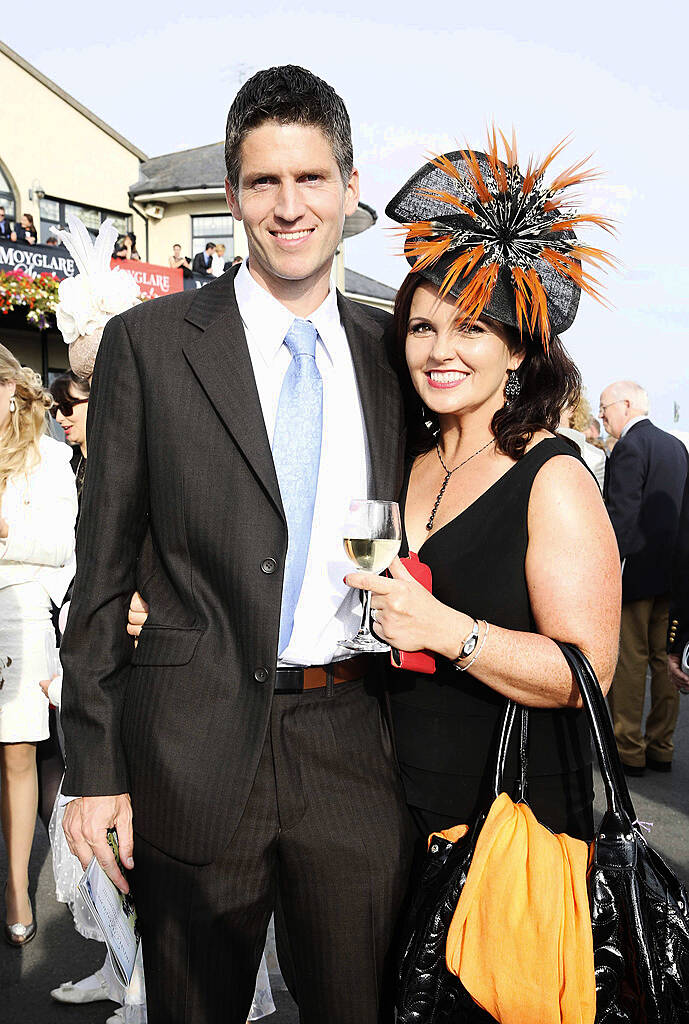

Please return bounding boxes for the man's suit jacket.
[60,268,405,865]
[192,251,211,275]
[603,418,688,603]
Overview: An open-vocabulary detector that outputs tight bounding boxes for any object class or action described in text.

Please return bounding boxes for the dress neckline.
[403,436,560,557]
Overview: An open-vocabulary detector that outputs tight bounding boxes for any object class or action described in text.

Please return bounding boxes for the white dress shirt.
[620,414,649,439]
[234,259,370,667]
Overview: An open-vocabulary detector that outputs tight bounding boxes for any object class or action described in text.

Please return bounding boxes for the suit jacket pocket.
[131,625,204,666]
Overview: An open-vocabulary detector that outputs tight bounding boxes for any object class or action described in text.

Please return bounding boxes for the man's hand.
[63,794,134,894]
[127,591,149,640]
[668,653,689,694]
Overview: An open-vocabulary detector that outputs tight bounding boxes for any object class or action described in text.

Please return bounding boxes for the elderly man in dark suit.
[60,66,412,1024]
[601,380,689,774]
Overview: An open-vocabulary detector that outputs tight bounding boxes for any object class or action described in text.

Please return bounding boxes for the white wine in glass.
[340,499,401,653]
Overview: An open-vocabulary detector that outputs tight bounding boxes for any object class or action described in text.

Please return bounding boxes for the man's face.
[599,388,629,439]
[226,121,359,290]
[173,245,181,256]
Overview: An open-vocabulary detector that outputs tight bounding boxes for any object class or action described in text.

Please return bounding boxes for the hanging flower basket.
[0,269,60,330]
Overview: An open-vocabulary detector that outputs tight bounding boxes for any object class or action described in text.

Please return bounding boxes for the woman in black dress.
[347,138,621,843]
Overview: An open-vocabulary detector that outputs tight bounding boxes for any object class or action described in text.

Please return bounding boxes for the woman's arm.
[0,447,77,568]
[348,455,621,708]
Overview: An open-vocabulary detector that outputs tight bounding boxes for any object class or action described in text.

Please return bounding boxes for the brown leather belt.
[274,655,371,693]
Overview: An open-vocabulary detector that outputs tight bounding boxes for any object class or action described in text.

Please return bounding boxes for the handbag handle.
[555,642,637,824]
[492,643,636,825]
[493,702,529,801]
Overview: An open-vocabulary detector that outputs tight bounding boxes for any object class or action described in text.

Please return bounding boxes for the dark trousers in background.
[133,678,415,1024]
[609,594,680,767]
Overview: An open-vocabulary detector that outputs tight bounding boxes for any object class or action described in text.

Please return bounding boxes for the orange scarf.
[436,793,595,1024]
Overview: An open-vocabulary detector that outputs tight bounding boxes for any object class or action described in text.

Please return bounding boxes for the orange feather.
[454,263,499,327]
[429,153,466,184]
[459,147,494,204]
[485,125,508,193]
[438,245,486,298]
[549,213,616,236]
[404,233,452,272]
[498,127,519,169]
[521,135,572,195]
[547,157,600,195]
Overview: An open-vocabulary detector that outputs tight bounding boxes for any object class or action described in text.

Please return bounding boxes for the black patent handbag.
[395,642,689,1024]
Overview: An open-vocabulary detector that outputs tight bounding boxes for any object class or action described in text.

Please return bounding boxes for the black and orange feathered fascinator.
[385,129,617,349]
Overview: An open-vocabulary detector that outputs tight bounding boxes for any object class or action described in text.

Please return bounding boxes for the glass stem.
[359,586,373,637]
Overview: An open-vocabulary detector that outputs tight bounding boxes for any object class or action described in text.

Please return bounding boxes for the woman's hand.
[0,516,8,539]
[344,557,464,657]
[127,591,149,639]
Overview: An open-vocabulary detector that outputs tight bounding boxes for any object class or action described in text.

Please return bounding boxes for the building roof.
[0,41,147,161]
[130,142,225,196]
[345,269,397,302]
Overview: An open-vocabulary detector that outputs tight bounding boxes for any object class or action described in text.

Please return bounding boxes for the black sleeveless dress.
[389,436,595,842]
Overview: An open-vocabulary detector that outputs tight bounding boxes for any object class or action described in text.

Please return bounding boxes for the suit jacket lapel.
[182,272,284,519]
[338,293,403,500]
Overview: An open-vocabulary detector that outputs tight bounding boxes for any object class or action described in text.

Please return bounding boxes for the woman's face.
[56,384,88,448]
[0,379,16,432]
[21,215,30,230]
[405,281,521,421]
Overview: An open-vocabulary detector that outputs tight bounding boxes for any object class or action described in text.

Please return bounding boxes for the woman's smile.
[425,369,471,390]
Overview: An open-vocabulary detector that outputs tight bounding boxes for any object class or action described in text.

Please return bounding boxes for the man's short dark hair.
[173,243,181,249]
[224,65,353,193]
[205,242,216,251]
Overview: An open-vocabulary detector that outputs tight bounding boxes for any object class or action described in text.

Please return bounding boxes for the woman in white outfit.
[0,343,77,946]
[210,242,227,277]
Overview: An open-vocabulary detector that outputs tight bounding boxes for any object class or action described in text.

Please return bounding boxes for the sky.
[3,1,688,428]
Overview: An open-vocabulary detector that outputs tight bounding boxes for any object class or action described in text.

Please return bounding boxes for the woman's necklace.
[75,454,86,500]
[426,438,495,531]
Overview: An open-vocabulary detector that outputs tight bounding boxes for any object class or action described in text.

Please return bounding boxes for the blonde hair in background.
[0,343,53,496]
[570,390,593,434]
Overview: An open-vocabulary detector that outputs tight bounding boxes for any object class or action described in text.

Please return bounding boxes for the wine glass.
[339,499,402,653]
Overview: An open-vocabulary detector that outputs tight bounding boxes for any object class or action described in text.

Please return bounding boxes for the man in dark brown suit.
[60,66,413,1024]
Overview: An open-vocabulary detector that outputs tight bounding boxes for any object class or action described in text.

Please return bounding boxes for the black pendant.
[426,471,451,531]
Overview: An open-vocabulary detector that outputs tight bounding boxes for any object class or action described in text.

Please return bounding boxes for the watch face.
[463,635,478,658]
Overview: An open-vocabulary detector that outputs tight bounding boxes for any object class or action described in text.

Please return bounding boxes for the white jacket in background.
[0,434,77,605]
[558,427,606,492]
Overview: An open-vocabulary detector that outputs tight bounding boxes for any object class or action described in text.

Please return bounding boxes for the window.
[191,214,233,262]
[0,164,16,221]
[39,197,132,245]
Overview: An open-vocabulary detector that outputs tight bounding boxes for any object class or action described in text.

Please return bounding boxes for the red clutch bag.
[390,552,436,674]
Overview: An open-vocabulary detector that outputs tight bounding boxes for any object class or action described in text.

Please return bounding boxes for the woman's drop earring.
[9,397,16,414]
[504,370,521,402]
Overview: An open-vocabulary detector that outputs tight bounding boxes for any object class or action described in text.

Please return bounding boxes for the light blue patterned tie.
[272,318,323,655]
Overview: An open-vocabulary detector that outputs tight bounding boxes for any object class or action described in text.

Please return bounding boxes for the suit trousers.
[132,677,415,1024]
[609,594,680,766]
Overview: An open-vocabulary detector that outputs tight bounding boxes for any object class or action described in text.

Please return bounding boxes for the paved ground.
[2,690,686,1023]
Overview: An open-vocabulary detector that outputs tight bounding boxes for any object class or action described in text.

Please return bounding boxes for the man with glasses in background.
[600,380,689,775]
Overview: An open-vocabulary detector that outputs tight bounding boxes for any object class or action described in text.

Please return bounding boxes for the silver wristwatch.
[454,619,480,663]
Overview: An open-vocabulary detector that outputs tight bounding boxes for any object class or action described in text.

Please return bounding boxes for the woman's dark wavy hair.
[49,371,90,414]
[393,273,582,460]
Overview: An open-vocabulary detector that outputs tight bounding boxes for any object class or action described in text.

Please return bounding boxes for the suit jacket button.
[254,667,269,683]
[261,557,278,575]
